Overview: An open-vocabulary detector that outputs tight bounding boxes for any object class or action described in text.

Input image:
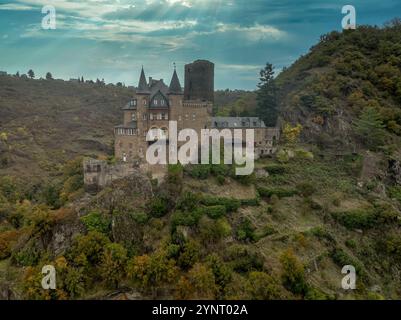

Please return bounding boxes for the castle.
[84,60,279,188]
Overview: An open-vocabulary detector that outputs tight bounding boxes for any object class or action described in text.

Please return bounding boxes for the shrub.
[233,172,256,186]
[147,197,169,218]
[171,210,203,229]
[330,247,363,276]
[257,187,298,199]
[80,211,111,234]
[295,149,314,160]
[236,218,256,242]
[203,205,226,219]
[254,225,276,241]
[264,164,286,175]
[296,182,316,197]
[246,271,282,299]
[216,175,226,185]
[345,239,357,249]
[388,186,401,203]
[200,196,240,212]
[332,209,375,229]
[178,240,201,269]
[12,241,41,267]
[210,164,230,177]
[206,254,232,297]
[199,217,231,244]
[240,197,260,207]
[176,192,200,212]
[187,164,211,179]
[280,249,309,296]
[130,211,149,225]
[225,245,264,273]
[307,227,335,243]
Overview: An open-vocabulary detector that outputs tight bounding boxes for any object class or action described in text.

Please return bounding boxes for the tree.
[280,249,308,296]
[100,243,128,288]
[282,123,303,145]
[128,250,178,297]
[246,271,281,299]
[45,72,53,80]
[175,263,217,299]
[15,71,20,77]
[256,63,278,126]
[28,69,35,79]
[354,107,386,148]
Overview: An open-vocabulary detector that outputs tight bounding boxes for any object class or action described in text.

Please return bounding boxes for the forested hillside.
[276,19,401,151]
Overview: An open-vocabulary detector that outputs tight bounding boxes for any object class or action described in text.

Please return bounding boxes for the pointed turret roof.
[137,66,149,93]
[168,66,182,94]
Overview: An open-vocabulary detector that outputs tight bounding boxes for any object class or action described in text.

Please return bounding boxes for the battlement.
[182,101,213,108]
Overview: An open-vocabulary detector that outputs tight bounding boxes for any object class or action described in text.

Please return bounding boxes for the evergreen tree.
[27,69,35,79]
[15,71,20,77]
[354,107,386,148]
[256,63,278,126]
[45,72,53,80]
[81,76,84,83]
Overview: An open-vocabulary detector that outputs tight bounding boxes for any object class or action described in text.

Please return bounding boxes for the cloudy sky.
[0,0,400,89]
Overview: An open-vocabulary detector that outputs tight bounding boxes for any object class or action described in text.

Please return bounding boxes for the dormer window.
[154,99,158,106]
[129,99,137,107]
[161,99,165,106]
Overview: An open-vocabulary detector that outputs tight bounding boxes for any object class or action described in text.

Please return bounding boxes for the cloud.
[0,3,35,10]
[2,0,401,89]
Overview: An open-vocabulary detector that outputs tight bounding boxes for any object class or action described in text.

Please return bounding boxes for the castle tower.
[137,66,149,94]
[184,60,214,102]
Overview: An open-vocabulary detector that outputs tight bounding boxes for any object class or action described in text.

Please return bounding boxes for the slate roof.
[137,67,149,93]
[168,69,182,94]
[212,117,267,129]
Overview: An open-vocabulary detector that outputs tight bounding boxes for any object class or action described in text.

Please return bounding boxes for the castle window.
[150,113,154,120]
[157,113,162,120]
[179,116,182,121]
[96,164,101,172]
[143,113,147,120]
[131,113,137,121]
[161,113,166,120]
[192,113,196,120]
[161,99,165,106]
[154,99,158,106]
[143,99,147,106]
[185,114,189,120]
[253,121,257,127]
[129,99,137,107]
